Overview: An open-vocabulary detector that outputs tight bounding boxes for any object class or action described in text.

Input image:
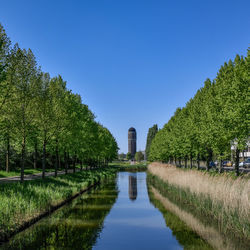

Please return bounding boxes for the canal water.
[1,172,215,249]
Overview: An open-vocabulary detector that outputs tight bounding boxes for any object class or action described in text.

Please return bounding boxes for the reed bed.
[0,168,116,242]
[148,162,250,239]
[151,186,235,250]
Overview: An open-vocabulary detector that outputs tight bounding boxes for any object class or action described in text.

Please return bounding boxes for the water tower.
[128,127,136,158]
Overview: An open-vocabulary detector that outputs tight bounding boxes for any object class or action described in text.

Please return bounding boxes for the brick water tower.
[128,127,136,158]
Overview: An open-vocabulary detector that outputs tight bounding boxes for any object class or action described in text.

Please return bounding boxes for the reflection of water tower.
[129,175,137,200]
[128,127,136,159]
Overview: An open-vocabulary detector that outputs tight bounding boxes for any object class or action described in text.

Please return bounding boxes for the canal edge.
[0,180,101,245]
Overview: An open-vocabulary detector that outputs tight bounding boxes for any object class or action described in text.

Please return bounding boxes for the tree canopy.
[0,23,118,180]
[149,50,249,175]
[145,124,158,159]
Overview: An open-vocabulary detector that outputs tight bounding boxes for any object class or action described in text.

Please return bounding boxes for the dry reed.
[148,163,250,228]
[151,186,236,250]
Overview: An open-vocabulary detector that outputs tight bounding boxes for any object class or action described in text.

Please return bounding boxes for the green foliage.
[3,177,118,249]
[149,51,249,175]
[118,153,126,160]
[145,124,158,159]
[0,168,117,242]
[135,151,144,162]
[126,152,132,160]
[0,23,118,175]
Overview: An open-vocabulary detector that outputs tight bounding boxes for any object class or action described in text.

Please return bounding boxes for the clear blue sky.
[1,0,249,153]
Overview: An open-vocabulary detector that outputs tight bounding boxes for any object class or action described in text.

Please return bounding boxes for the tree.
[126,152,132,160]
[0,23,11,111]
[118,153,126,160]
[0,22,118,180]
[148,51,249,176]
[7,45,38,182]
[135,151,144,162]
[145,124,158,160]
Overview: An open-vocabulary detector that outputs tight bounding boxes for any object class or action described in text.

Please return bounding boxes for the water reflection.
[129,174,137,201]
[1,180,118,250]
[3,172,243,250]
[147,176,250,250]
[93,172,182,250]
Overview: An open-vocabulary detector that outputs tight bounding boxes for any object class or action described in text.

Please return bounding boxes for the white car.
[239,158,250,168]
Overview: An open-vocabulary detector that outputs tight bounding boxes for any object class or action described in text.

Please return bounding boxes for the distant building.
[128,127,136,158]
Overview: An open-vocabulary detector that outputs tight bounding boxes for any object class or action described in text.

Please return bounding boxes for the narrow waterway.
[1,172,213,249]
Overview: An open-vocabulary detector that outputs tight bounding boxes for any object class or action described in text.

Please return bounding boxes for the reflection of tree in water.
[2,179,118,250]
[129,175,137,201]
[147,176,249,250]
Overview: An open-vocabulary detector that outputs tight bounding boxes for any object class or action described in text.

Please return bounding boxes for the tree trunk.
[67,152,70,171]
[73,152,76,173]
[80,161,83,171]
[64,150,68,174]
[6,135,10,172]
[206,159,210,171]
[219,157,223,173]
[21,135,26,183]
[178,158,181,168]
[190,154,193,169]
[55,139,59,177]
[184,157,187,168]
[197,153,200,170]
[59,154,61,169]
[42,140,46,179]
[206,149,212,171]
[33,142,38,169]
[235,148,240,176]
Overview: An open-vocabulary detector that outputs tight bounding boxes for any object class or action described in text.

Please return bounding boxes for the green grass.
[0,168,116,242]
[109,161,148,171]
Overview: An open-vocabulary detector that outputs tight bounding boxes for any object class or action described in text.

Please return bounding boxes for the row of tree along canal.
[0,23,118,181]
[147,50,249,176]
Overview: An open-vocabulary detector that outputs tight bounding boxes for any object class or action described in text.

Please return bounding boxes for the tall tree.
[7,45,38,182]
[145,124,158,160]
[135,151,144,162]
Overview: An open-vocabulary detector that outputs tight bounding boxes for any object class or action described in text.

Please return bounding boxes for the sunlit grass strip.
[110,162,148,171]
[0,168,116,242]
[148,163,250,241]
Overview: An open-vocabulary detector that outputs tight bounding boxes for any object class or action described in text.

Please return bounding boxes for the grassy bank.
[148,163,250,241]
[110,162,148,171]
[2,179,118,249]
[0,168,116,242]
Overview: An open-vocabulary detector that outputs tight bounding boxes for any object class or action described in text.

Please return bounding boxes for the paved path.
[0,169,82,184]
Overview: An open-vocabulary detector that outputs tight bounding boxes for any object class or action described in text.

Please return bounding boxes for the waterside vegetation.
[1,178,118,249]
[148,163,250,243]
[110,161,148,171]
[148,186,213,250]
[0,168,116,243]
[148,186,243,250]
